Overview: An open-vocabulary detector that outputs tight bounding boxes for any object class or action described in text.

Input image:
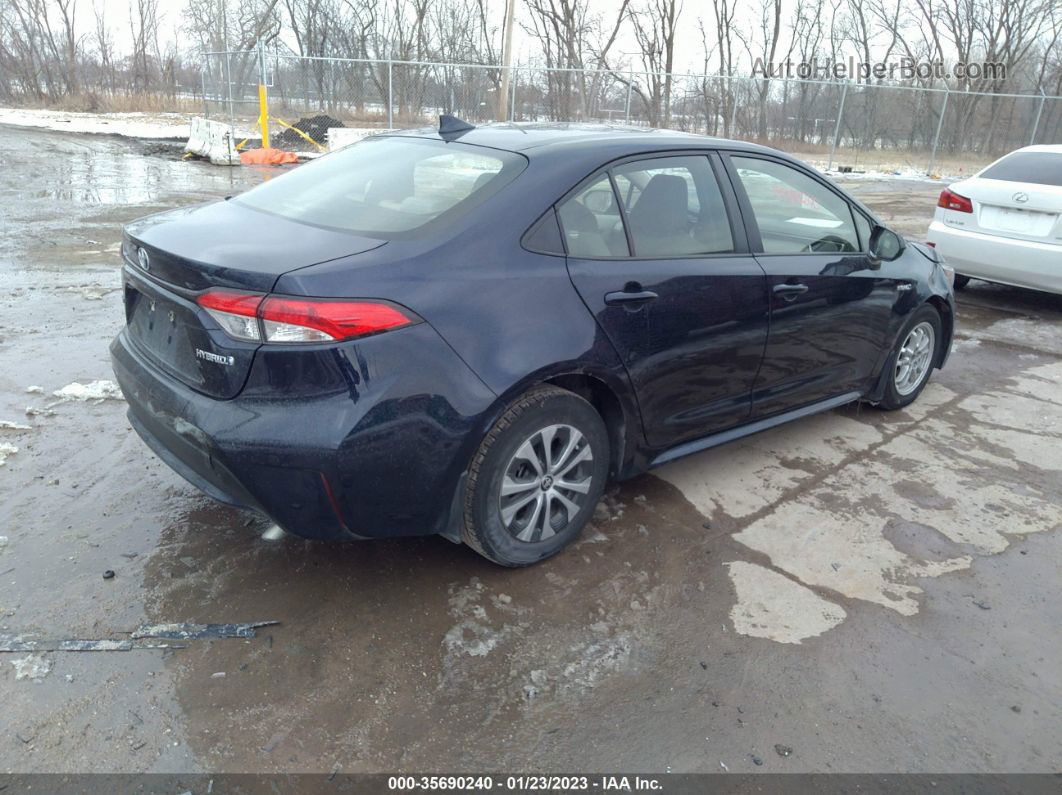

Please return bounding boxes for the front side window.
[557,174,629,257]
[732,156,859,254]
[235,137,525,237]
[612,156,734,257]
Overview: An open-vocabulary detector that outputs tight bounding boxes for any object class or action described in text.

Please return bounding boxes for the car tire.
[875,305,943,411]
[463,386,609,567]
[953,274,971,290]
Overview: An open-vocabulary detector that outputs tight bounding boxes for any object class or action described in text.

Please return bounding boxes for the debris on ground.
[0,634,180,652]
[774,744,793,757]
[102,569,115,579]
[25,406,55,417]
[0,442,18,466]
[0,621,280,654]
[25,386,43,394]
[10,654,52,680]
[52,380,124,402]
[240,148,299,166]
[70,285,120,301]
[273,114,343,148]
[0,420,32,431]
[131,621,279,640]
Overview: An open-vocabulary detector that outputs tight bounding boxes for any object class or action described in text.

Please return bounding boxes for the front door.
[561,154,770,450]
[723,153,899,418]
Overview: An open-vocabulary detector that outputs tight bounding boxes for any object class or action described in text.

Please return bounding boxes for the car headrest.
[558,199,610,256]
[629,174,688,234]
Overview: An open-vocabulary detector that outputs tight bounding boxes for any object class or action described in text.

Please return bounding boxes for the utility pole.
[497,0,516,121]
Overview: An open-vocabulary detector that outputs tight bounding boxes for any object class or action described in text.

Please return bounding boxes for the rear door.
[723,153,899,418]
[561,153,770,450]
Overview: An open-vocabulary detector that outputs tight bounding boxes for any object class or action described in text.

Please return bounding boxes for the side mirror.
[869,225,905,261]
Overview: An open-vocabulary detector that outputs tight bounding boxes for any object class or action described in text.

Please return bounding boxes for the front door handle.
[773,283,809,300]
[605,289,659,306]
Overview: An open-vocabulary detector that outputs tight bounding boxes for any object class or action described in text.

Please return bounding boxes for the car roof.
[1010,145,1062,154]
[384,121,784,159]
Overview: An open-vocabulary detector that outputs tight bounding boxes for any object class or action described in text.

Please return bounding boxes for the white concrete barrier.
[327,127,394,152]
[184,117,207,156]
[184,117,241,166]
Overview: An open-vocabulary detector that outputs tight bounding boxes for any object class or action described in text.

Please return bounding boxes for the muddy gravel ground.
[0,126,1060,775]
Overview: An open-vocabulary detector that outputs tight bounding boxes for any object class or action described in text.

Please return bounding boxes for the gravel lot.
[0,126,1059,774]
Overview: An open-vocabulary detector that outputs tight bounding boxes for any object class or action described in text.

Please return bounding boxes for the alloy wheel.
[894,321,936,396]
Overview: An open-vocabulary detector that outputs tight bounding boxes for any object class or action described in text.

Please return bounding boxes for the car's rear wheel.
[463,386,609,567]
[953,274,971,290]
[876,305,942,410]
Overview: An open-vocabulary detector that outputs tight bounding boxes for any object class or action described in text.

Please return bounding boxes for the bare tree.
[627,0,680,126]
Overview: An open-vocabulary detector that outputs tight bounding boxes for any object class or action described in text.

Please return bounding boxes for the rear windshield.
[235,136,525,237]
[979,151,1062,187]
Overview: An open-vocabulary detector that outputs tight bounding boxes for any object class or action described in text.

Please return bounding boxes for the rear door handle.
[605,289,659,306]
[773,283,809,298]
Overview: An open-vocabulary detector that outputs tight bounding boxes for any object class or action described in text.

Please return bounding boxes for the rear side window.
[234,137,525,237]
[557,174,629,257]
[612,156,734,256]
[979,151,1062,186]
[732,156,859,254]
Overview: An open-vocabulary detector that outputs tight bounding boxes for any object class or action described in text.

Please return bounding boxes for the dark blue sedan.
[111,121,955,566]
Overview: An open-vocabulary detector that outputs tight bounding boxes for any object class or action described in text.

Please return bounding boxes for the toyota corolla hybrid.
[111,120,954,566]
[928,144,1062,295]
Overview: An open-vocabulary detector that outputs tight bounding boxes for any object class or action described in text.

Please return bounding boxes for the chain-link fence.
[203,47,1062,176]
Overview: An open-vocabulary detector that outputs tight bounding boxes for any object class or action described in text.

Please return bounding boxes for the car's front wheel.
[463,386,609,567]
[876,305,942,410]
[953,274,971,290]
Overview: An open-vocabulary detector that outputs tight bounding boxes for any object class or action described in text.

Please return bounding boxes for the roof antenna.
[439,114,476,136]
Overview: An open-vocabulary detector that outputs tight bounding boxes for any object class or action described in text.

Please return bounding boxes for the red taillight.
[938,188,973,213]
[195,290,415,344]
[259,297,414,342]
[196,290,264,341]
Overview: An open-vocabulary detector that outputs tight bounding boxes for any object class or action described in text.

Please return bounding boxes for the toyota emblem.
[137,247,151,271]
[1013,191,1029,204]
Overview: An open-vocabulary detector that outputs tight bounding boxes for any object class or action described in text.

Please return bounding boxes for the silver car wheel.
[498,424,594,543]
[894,321,935,396]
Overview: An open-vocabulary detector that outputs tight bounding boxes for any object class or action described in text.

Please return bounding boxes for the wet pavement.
[0,126,1060,774]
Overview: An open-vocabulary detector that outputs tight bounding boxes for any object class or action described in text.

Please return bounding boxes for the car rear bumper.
[110,321,497,541]
[927,221,1062,294]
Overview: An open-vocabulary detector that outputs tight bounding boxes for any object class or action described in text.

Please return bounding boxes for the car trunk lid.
[955,177,1062,244]
[121,199,386,399]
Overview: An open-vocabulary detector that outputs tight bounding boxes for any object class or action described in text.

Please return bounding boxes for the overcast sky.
[91,0,768,74]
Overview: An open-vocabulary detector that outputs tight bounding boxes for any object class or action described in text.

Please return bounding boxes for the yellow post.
[258,83,270,148]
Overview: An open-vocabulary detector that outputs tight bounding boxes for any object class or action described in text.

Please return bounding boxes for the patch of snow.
[52,380,124,402]
[0,421,31,431]
[26,385,44,394]
[0,107,191,139]
[0,107,260,141]
[11,654,52,681]
[0,442,17,466]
